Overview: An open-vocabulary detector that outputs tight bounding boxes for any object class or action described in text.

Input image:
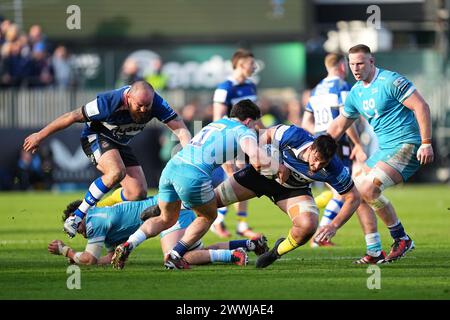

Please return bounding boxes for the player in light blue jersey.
[328,44,434,264]
[211,48,262,239]
[24,81,191,238]
[48,196,269,267]
[212,125,361,268]
[112,100,288,269]
[302,53,367,248]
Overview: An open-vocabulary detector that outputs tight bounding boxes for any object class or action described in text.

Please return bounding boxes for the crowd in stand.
[0,18,76,89]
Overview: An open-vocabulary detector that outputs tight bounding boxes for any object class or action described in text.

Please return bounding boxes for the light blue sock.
[209,249,232,263]
[365,232,382,257]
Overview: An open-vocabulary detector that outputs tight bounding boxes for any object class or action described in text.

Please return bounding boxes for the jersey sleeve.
[387,73,416,103]
[338,82,351,106]
[86,216,109,245]
[151,93,177,123]
[236,126,257,145]
[82,88,124,121]
[325,156,354,195]
[342,92,360,119]
[213,82,230,105]
[273,125,313,150]
[272,125,291,148]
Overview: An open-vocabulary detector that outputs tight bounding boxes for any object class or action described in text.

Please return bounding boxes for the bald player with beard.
[24,81,191,238]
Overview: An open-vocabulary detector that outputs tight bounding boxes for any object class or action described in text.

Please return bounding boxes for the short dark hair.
[230,99,261,121]
[231,48,254,69]
[311,134,337,162]
[62,200,82,222]
[348,44,372,55]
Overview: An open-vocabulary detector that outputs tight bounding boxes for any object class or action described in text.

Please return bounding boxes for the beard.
[130,111,152,124]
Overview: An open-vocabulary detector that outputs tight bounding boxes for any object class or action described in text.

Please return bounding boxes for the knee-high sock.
[73,177,111,218]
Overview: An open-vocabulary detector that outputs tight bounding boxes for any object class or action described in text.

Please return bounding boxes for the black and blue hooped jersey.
[213,78,257,116]
[81,86,177,145]
[272,125,354,195]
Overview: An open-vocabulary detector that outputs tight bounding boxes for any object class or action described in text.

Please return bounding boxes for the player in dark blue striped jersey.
[214,125,361,268]
[23,81,191,238]
[211,48,261,239]
[302,53,366,247]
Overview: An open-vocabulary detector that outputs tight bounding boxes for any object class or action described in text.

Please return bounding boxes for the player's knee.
[106,167,126,185]
[367,193,390,211]
[291,211,318,236]
[290,215,317,243]
[160,213,178,227]
[216,180,238,206]
[287,200,319,219]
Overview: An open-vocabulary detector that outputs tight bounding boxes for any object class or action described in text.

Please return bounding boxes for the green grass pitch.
[0,185,449,300]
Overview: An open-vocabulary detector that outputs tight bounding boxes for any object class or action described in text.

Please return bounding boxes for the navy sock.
[173,240,189,257]
[388,221,407,240]
[229,239,248,250]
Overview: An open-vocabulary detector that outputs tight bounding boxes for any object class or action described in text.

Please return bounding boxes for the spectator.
[28,24,47,53]
[1,40,28,87]
[14,146,53,190]
[52,45,76,89]
[144,56,167,91]
[285,99,302,126]
[25,42,54,87]
[259,97,284,127]
[116,58,143,87]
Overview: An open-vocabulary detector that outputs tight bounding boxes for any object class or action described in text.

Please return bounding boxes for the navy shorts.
[233,165,312,203]
[81,135,140,167]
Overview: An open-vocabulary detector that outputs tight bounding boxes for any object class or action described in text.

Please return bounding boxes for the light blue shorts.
[366,143,420,181]
[159,209,196,238]
[158,159,215,208]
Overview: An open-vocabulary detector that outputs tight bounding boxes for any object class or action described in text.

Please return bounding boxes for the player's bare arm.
[240,134,289,184]
[213,102,228,121]
[301,110,315,134]
[327,114,356,142]
[165,115,192,147]
[343,121,367,163]
[97,252,115,265]
[314,185,361,242]
[48,239,100,265]
[402,91,434,165]
[23,107,85,153]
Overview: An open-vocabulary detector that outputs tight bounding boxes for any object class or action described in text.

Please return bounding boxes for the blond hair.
[325,53,345,70]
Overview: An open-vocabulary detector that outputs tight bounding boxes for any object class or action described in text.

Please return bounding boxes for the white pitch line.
[0,239,47,245]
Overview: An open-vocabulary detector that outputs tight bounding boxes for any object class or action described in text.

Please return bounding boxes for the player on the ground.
[214,125,361,268]
[48,196,269,267]
[328,44,434,263]
[111,99,288,269]
[302,53,366,247]
[24,81,191,238]
[211,48,261,239]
